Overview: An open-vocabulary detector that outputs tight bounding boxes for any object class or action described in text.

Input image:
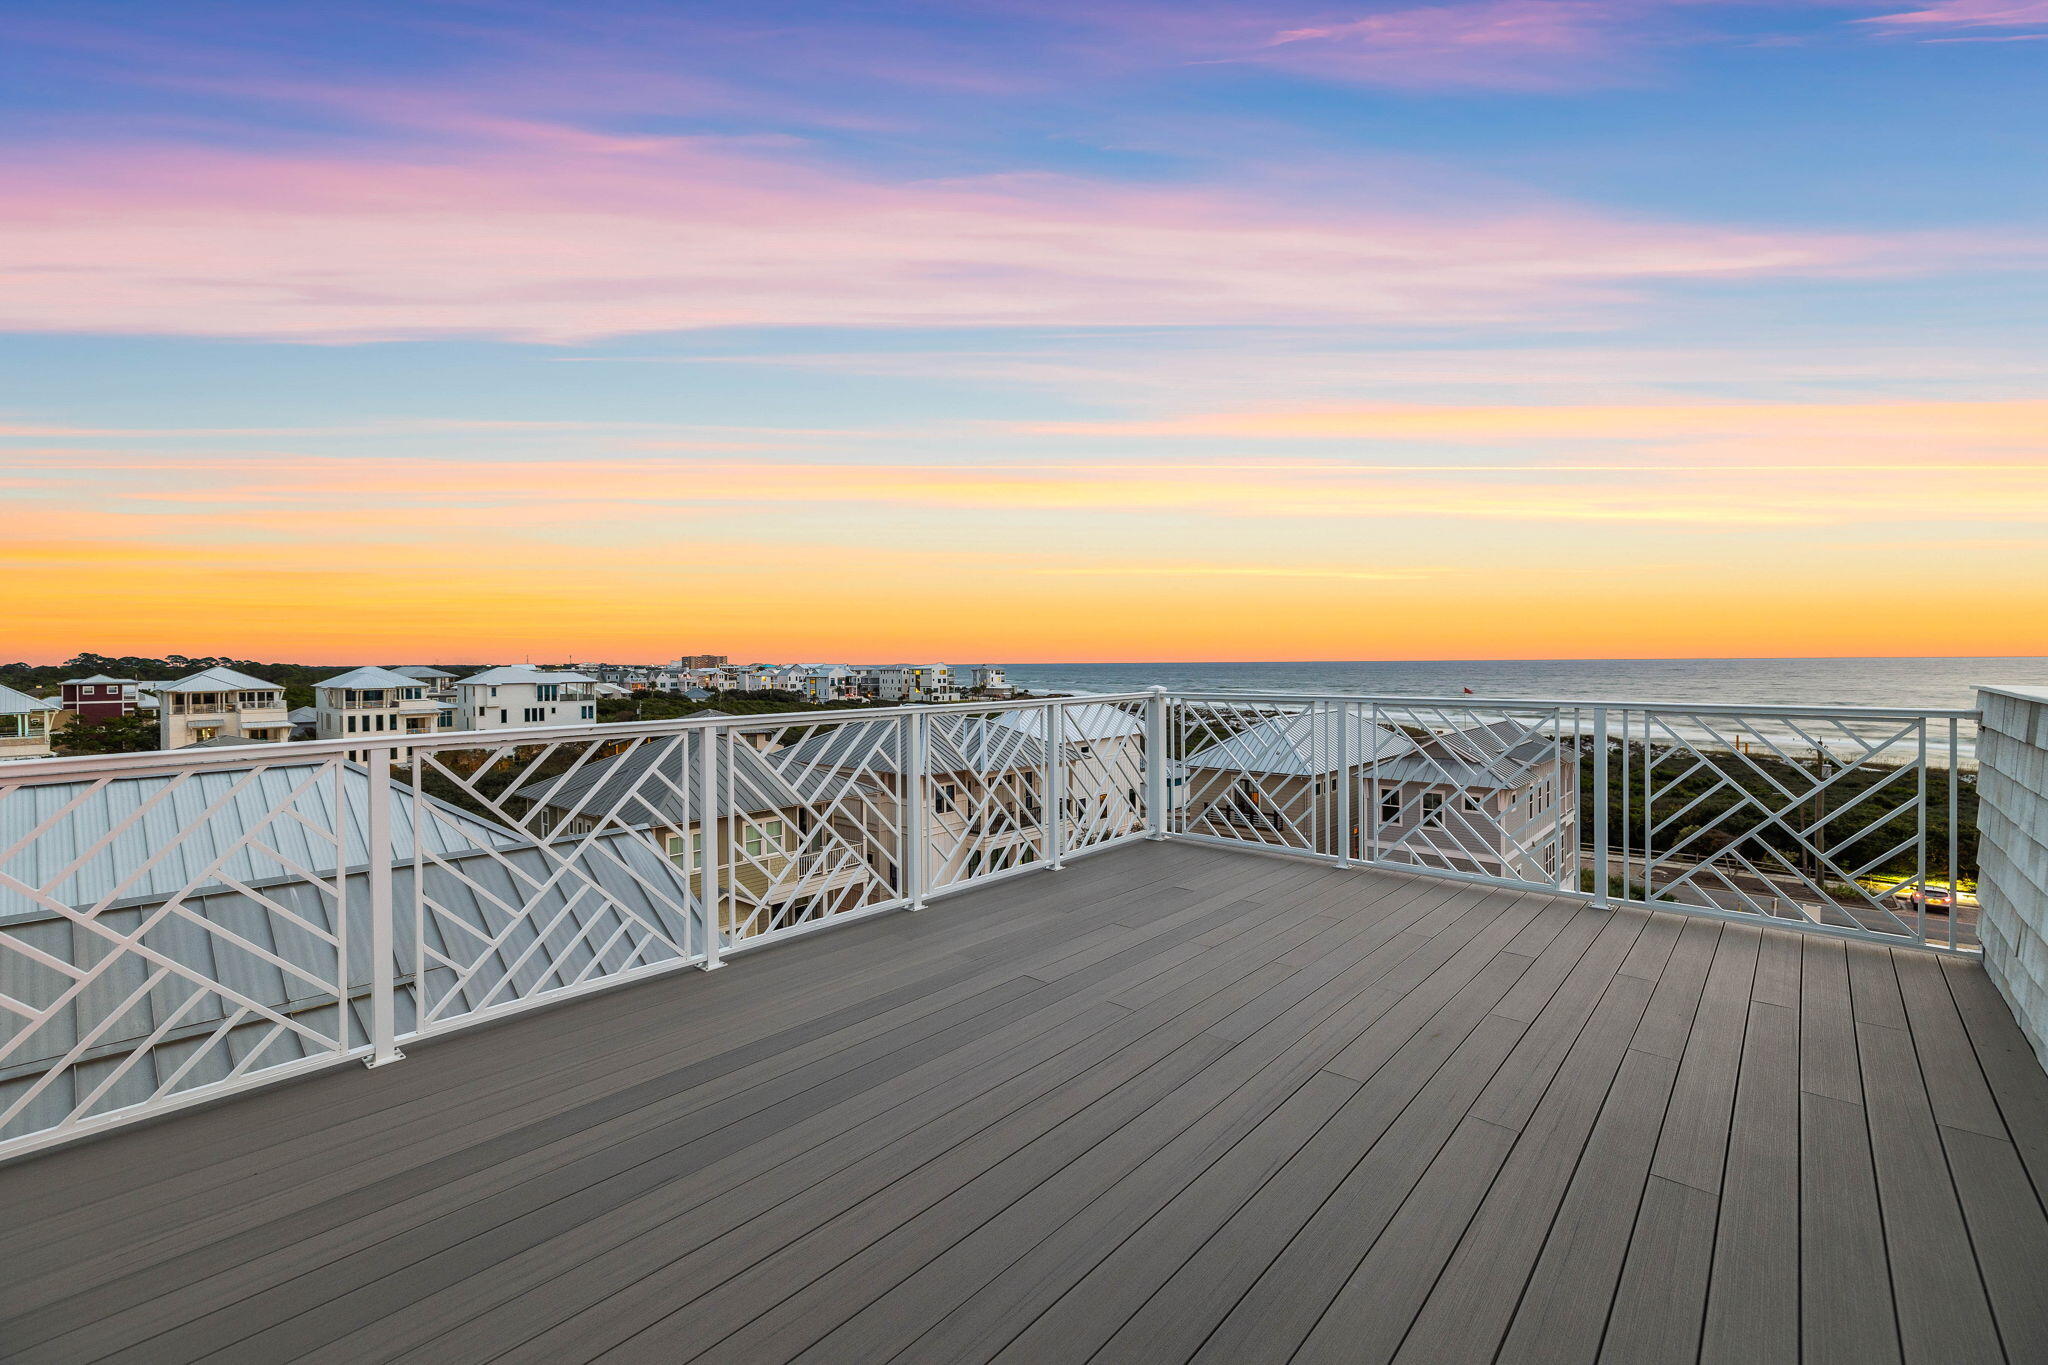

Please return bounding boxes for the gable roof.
[316,666,423,691]
[511,736,825,824]
[62,674,135,686]
[0,683,58,716]
[0,760,523,922]
[1182,709,1416,777]
[771,712,1048,777]
[459,666,595,686]
[992,703,1142,742]
[389,666,455,680]
[0,828,701,1145]
[1365,721,1561,791]
[157,667,279,694]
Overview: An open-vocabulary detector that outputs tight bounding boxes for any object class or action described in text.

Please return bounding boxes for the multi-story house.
[314,667,447,743]
[454,667,598,731]
[389,667,460,728]
[800,666,860,703]
[772,713,1054,885]
[849,664,958,703]
[960,665,1011,696]
[512,740,889,941]
[1180,711,1573,882]
[993,702,1146,842]
[156,667,293,749]
[0,684,60,760]
[59,674,140,720]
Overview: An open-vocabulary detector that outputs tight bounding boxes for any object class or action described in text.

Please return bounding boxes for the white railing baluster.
[906,710,928,910]
[366,745,403,1067]
[698,724,724,971]
[1591,706,1610,908]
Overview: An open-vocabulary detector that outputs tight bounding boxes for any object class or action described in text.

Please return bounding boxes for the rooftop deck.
[4,841,2044,1364]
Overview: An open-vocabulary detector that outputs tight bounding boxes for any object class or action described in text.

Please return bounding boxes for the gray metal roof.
[0,830,700,1144]
[389,666,455,680]
[156,667,280,695]
[459,667,596,686]
[1366,722,1561,791]
[0,684,58,716]
[1182,709,1416,776]
[992,703,1142,742]
[771,713,1049,777]
[510,736,826,825]
[0,760,523,922]
[61,675,135,686]
[315,667,423,691]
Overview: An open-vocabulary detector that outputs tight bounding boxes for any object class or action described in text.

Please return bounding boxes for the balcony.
[1,691,2042,1362]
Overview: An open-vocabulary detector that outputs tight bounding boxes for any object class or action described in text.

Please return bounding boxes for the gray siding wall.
[1978,686,2048,1072]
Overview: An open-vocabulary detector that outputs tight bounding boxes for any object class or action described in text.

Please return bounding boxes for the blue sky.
[3,0,2043,662]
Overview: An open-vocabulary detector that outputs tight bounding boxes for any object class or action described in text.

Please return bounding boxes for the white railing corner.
[1145,687,1170,841]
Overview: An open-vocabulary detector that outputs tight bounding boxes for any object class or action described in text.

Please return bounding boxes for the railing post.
[697,724,724,969]
[1146,686,1170,841]
[906,710,929,910]
[364,745,404,1067]
[1335,699,1353,867]
[1590,706,1610,908]
[1046,702,1066,870]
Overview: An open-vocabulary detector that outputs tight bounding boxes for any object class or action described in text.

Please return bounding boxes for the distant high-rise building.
[673,654,729,669]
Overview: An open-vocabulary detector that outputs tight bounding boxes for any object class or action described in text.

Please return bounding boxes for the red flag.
[1463,686,1474,694]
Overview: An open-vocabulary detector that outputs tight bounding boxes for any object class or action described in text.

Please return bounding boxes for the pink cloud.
[0,132,1959,342]
[1862,0,2048,28]
[1258,0,1634,89]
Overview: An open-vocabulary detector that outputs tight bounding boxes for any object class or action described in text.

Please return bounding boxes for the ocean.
[1002,657,2046,712]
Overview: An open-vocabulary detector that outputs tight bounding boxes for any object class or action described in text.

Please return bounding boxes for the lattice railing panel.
[402,730,705,1033]
[1359,701,1575,890]
[923,705,1053,894]
[725,714,908,942]
[0,751,353,1147]
[1618,707,1954,942]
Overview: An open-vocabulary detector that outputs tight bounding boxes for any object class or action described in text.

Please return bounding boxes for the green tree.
[52,712,160,755]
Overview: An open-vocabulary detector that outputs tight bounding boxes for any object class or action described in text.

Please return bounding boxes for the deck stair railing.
[0,688,1976,1161]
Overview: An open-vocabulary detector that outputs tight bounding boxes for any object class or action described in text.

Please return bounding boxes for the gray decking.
[4,842,2047,1364]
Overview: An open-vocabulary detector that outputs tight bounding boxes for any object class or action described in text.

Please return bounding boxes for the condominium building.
[0,684,59,760]
[454,666,598,731]
[156,667,293,749]
[313,667,448,742]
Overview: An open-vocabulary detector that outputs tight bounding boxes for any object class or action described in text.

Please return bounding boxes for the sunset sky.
[4,0,2045,664]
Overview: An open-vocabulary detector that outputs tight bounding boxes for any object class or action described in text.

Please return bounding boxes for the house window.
[744,819,787,859]
[580,705,594,720]
[537,684,559,702]
[935,783,957,814]
[524,707,546,723]
[347,714,358,733]
[1380,790,1401,823]
[1421,792,1444,825]
[666,831,704,869]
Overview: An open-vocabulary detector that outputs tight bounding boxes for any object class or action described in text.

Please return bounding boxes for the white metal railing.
[0,687,1979,1161]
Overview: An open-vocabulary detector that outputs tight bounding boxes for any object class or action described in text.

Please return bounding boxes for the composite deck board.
[4,843,2047,1364]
